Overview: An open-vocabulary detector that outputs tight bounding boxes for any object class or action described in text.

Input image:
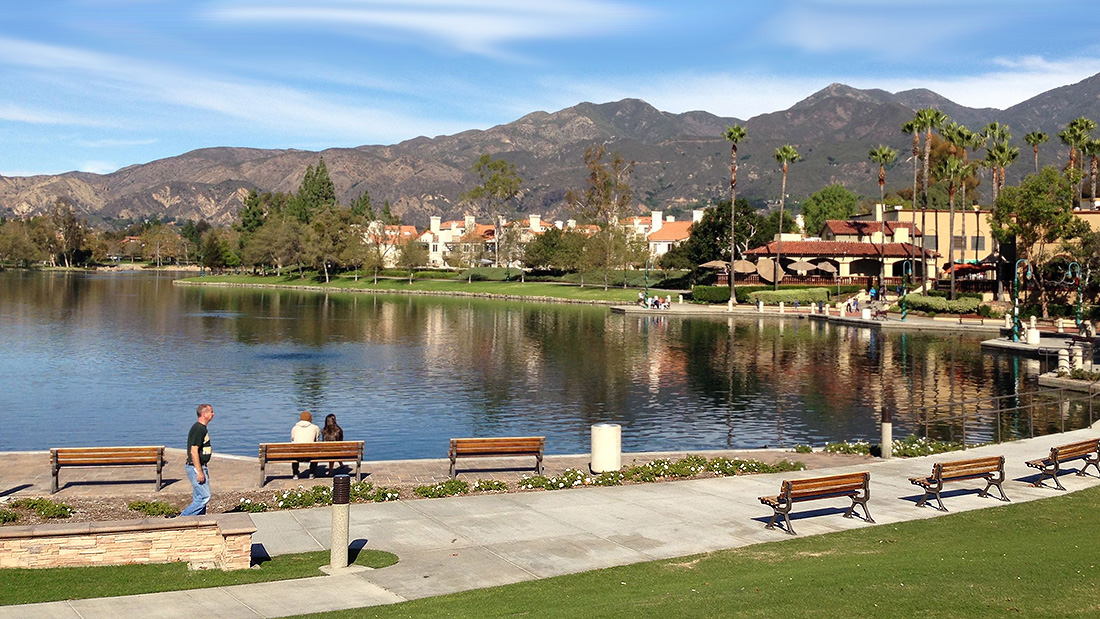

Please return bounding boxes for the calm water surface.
[0,271,1060,458]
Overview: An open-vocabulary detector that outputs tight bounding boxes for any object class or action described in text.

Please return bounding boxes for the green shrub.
[10,498,73,519]
[929,290,983,300]
[274,485,333,509]
[414,479,469,498]
[900,294,981,315]
[235,498,270,513]
[706,458,806,476]
[470,479,508,493]
[0,509,17,524]
[691,285,731,304]
[348,481,400,502]
[890,435,968,457]
[793,444,813,454]
[127,500,179,517]
[517,475,551,490]
[1059,368,1100,381]
[750,288,831,305]
[543,468,590,490]
[977,304,1003,318]
[413,270,460,280]
[591,470,625,486]
[823,440,872,455]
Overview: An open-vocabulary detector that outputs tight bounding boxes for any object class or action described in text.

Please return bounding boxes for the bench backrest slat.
[52,447,163,465]
[451,437,544,456]
[934,456,1003,480]
[260,441,364,460]
[1052,439,1100,462]
[783,472,869,499]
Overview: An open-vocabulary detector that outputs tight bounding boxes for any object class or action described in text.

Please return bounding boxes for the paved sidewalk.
[5,428,1100,618]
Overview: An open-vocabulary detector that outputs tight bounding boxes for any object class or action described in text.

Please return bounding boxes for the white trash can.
[590,423,622,473]
[861,308,871,320]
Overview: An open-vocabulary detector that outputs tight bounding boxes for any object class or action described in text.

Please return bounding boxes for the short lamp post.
[901,261,912,321]
[1068,262,1083,329]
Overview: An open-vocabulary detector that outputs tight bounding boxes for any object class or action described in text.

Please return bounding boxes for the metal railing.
[909,387,1097,447]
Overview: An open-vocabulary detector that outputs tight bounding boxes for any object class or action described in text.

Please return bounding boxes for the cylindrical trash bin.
[590,423,622,473]
[861,308,871,320]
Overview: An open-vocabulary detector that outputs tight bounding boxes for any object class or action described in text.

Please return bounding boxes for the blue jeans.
[181,464,210,516]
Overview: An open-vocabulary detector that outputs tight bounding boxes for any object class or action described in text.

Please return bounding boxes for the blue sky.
[2,0,1099,176]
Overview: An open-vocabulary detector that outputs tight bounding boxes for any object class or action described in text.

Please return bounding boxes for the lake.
[0,270,1061,459]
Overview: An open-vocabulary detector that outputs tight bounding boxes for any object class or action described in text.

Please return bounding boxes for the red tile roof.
[822,220,922,237]
[647,220,693,242]
[745,240,937,259]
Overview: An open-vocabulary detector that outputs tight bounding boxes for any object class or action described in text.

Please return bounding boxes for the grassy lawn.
[182,274,650,303]
[0,548,397,606]
[294,486,1100,618]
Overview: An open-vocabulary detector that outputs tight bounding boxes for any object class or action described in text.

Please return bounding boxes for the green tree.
[140,223,181,267]
[989,167,1089,317]
[199,230,228,272]
[523,225,567,270]
[1024,131,1049,175]
[674,198,760,281]
[772,144,800,290]
[305,205,351,283]
[289,157,337,224]
[914,108,950,290]
[461,154,522,267]
[237,190,268,239]
[723,124,747,307]
[49,198,87,268]
[1083,139,1100,199]
[566,144,636,290]
[397,239,428,283]
[0,220,41,266]
[800,184,859,236]
[350,188,374,219]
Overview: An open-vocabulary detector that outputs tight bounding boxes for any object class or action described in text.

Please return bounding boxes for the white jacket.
[291,420,321,443]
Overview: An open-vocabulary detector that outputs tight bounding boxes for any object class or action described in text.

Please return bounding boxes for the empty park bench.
[909,455,1009,511]
[50,446,165,494]
[1025,438,1100,490]
[759,471,873,535]
[258,441,364,487]
[449,436,545,479]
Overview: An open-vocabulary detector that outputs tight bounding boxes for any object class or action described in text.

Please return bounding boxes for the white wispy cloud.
[79,160,120,174]
[0,36,470,143]
[74,137,160,148]
[0,102,108,126]
[204,0,653,57]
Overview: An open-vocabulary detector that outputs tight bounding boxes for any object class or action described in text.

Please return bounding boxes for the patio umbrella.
[698,260,729,269]
[788,260,817,272]
[757,258,785,283]
[815,261,838,274]
[733,259,757,274]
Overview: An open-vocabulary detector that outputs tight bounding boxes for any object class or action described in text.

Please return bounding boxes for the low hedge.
[901,294,981,314]
[692,285,731,304]
[750,288,831,305]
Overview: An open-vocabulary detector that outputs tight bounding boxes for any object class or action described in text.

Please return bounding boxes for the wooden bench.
[759,471,873,535]
[258,441,364,487]
[1025,438,1100,490]
[449,437,545,479]
[50,446,165,494]
[909,455,1009,511]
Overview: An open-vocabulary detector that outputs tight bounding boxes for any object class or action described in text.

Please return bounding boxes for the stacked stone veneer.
[0,513,256,571]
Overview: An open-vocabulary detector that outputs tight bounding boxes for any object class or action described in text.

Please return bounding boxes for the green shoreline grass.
[1,548,397,607]
[178,273,654,304]
[293,486,1100,618]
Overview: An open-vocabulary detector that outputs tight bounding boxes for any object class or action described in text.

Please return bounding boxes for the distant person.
[181,403,215,516]
[322,413,344,475]
[291,411,321,479]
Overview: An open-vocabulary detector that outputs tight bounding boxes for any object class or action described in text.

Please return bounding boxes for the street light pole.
[1012,259,1031,342]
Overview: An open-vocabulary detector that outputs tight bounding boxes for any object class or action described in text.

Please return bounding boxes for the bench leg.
[259,460,267,488]
[355,461,362,483]
[983,479,1010,502]
[1077,455,1100,478]
[536,454,544,476]
[156,459,163,492]
[846,497,874,523]
[765,506,795,535]
[51,469,59,494]
[449,457,456,479]
[1031,465,1065,490]
[915,489,946,511]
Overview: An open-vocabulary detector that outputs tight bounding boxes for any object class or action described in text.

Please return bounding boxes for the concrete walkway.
[6,428,1100,618]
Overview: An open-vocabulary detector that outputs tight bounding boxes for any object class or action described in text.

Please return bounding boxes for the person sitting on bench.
[290,411,321,479]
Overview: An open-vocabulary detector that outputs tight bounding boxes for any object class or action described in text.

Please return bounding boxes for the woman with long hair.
[322,414,344,475]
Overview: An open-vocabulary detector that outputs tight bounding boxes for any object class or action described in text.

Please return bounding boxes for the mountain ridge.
[5,73,1100,227]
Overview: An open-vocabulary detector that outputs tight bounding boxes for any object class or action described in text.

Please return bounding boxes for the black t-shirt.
[187,421,212,466]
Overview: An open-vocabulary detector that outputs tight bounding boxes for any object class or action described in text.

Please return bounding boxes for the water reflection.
[0,270,1071,458]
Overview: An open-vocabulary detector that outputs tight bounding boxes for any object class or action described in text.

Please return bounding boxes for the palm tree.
[913,108,949,290]
[723,125,746,308]
[1060,117,1095,204]
[772,144,800,291]
[1083,138,1100,204]
[869,145,898,289]
[901,120,920,269]
[959,127,985,259]
[1024,131,1049,174]
[937,156,975,301]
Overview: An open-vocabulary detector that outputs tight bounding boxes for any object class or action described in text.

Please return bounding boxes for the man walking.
[181,403,215,516]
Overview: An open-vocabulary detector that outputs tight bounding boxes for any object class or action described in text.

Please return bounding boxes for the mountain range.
[5,72,1100,228]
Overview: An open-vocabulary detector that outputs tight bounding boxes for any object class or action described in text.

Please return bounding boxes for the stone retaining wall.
[0,513,255,570]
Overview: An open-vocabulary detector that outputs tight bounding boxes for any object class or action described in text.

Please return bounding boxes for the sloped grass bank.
[0,548,398,606]
[297,486,1100,618]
